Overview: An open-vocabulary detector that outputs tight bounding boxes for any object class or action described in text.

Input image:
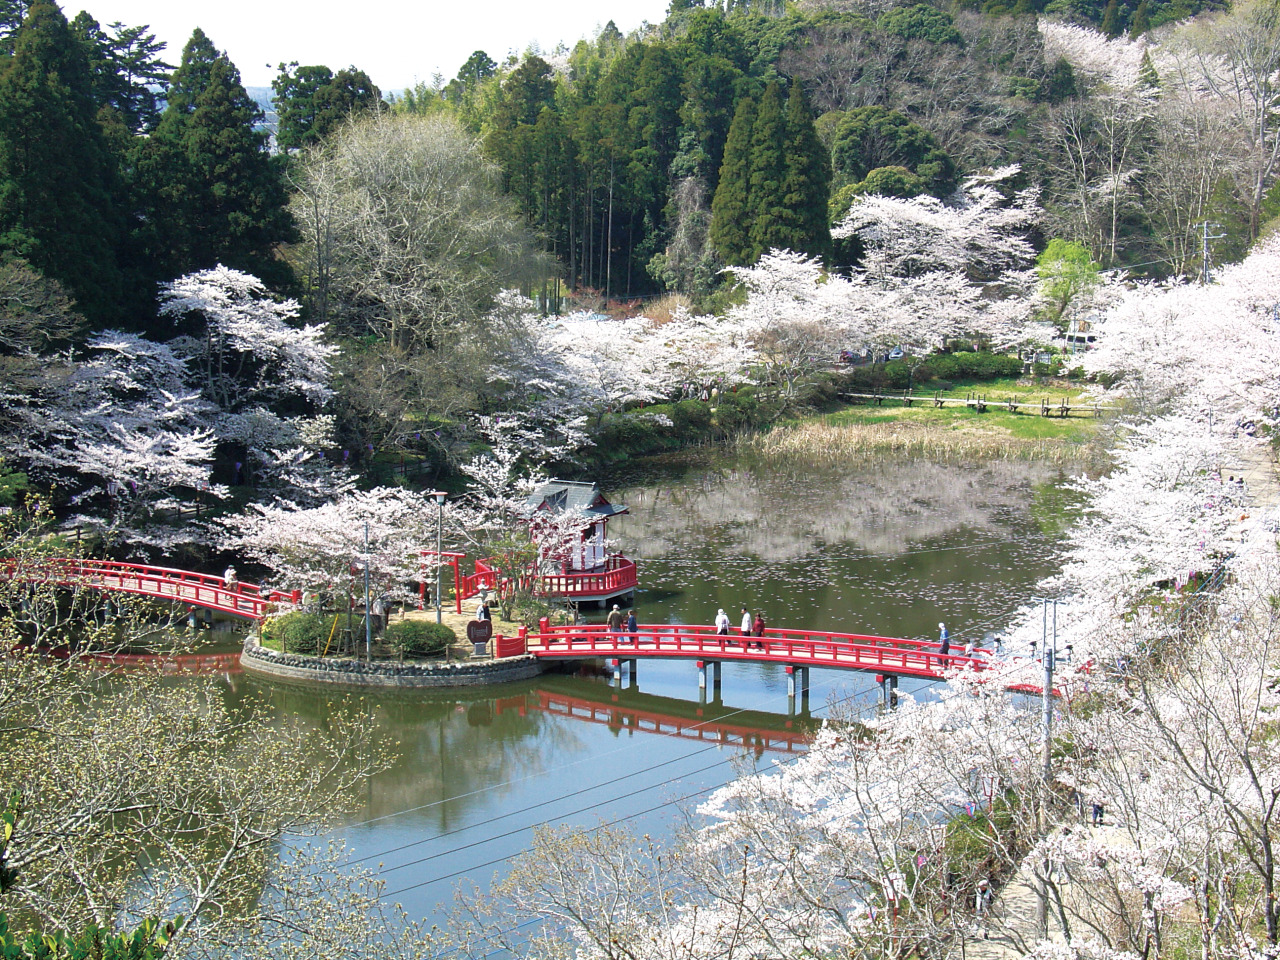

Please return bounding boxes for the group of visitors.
[714,606,767,645]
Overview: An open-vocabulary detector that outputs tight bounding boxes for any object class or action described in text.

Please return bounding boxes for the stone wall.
[240,637,546,688]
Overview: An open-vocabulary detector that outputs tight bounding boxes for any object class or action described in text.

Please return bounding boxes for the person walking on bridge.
[607,604,626,634]
[715,608,730,635]
[740,606,752,639]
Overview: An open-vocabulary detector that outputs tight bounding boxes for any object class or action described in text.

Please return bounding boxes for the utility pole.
[1034,596,1059,941]
[363,521,372,662]
[1041,598,1058,782]
[1199,221,1226,284]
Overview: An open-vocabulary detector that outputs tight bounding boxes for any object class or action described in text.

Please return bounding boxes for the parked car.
[887,346,905,360]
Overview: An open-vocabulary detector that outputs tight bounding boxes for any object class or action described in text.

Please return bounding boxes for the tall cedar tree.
[70,13,170,135]
[746,82,787,263]
[0,0,124,324]
[132,29,292,291]
[776,84,831,259]
[272,63,380,152]
[709,95,756,265]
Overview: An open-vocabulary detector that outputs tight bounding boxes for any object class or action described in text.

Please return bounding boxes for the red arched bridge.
[1,558,297,619]
[6,559,1048,701]
[493,619,1020,705]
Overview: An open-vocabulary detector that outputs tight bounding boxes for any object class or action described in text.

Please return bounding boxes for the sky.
[69,0,672,92]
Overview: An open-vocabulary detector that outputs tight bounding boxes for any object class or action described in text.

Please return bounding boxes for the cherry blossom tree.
[219,486,436,601]
[6,266,350,553]
[444,415,597,620]
[159,265,346,502]
[11,331,223,552]
[725,249,866,397]
[832,166,1040,356]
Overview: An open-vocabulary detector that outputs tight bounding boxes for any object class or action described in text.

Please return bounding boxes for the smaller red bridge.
[424,553,639,613]
[1,558,297,619]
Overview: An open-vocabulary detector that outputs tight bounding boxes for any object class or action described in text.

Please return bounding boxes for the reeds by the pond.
[740,419,1087,465]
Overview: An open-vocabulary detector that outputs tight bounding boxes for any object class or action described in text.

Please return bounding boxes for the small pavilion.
[523,479,629,572]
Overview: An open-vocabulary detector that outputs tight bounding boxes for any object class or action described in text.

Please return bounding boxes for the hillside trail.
[962,440,1278,959]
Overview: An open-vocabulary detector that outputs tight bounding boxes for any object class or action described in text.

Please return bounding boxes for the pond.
[215,449,1077,926]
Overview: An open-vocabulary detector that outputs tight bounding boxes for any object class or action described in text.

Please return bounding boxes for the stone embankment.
[240,635,545,688]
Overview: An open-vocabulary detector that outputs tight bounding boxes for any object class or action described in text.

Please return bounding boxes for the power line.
[353,680,866,870]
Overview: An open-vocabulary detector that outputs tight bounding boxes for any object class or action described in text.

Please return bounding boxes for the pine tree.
[709,95,755,265]
[273,63,380,152]
[132,29,292,288]
[1130,0,1152,38]
[0,0,124,323]
[775,83,831,259]
[1100,0,1123,38]
[746,81,786,262]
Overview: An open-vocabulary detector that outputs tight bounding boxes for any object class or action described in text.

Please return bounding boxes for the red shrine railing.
[1,558,298,620]
[448,556,638,605]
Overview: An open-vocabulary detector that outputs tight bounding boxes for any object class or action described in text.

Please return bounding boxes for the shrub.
[260,611,330,654]
[386,620,456,657]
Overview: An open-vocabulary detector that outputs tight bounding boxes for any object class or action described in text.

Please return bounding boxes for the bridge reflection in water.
[74,650,820,755]
[503,675,818,755]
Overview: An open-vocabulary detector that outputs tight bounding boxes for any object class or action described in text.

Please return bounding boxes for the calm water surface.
[218,450,1074,922]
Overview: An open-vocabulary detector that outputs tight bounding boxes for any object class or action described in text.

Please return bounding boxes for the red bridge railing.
[1,558,298,619]
[495,622,988,682]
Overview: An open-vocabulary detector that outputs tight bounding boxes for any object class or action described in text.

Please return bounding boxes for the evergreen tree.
[70,14,170,135]
[1130,0,1152,37]
[0,0,124,323]
[0,0,29,51]
[273,63,380,152]
[1100,0,1123,37]
[746,81,786,262]
[776,83,830,259]
[132,29,292,288]
[709,95,755,265]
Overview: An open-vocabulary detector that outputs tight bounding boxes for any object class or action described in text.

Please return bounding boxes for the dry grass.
[742,418,1089,465]
[643,293,692,325]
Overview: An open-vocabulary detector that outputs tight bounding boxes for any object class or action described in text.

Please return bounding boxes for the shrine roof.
[523,479,628,519]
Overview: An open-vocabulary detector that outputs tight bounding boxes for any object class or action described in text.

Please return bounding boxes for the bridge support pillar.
[697,660,721,703]
[876,674,900,710]
[786,665,810,715]
[610,659,638,687]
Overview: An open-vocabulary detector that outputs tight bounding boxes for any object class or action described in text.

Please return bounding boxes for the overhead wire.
[352,678,867,870]
[325,605,1009,862]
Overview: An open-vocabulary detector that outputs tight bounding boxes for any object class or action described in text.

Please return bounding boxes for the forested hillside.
[0,0,1277,556]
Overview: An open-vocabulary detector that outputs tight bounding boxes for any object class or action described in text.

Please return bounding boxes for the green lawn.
[821,377,1106,444]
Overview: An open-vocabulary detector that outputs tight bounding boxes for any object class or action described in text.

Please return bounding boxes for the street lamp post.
[432,491,447,624]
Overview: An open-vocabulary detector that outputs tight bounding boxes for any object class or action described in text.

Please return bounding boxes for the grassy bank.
[743,377,1112,465]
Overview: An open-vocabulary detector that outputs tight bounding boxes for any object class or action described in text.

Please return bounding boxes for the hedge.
[841,352,1023,391]
[385,620,456,657]
[260,611,330,654]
